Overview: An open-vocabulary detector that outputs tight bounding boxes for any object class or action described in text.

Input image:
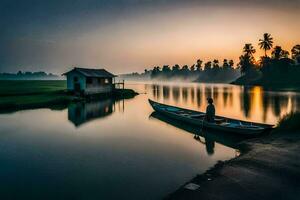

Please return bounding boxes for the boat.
[148,99,274,135]
[150,112,246,149]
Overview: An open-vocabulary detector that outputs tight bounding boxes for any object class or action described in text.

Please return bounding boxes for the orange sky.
[75,6,300,73]
[1,2,300,74]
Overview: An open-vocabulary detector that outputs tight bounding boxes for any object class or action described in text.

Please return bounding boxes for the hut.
[63,67,117,95]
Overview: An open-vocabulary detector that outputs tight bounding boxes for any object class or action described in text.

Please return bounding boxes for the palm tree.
[190,64,195,72]
[259,56,271,74]
[204,61,212,71]
[238,55,254,75]
[172,64,180,72]
[243,43,256,57]
[258,33,273,57]
[291,45,300,63]
[271,46,290,59]
[212,59,219,68]
[281,50,290,58]
[181,65,189,71]
[229,60,234,68]
[151,66,161,78]
[223,59,229,68]
[272,46,282,59]
[196,59,203,71]
[162,65,171,73]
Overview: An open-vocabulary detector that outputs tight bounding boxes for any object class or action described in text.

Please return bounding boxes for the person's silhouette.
[205,98,215,123]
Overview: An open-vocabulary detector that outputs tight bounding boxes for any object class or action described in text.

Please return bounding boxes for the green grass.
[0,80,138,113]
[0,80,66,96]
[0,80,75,112]
[276,112,300,131]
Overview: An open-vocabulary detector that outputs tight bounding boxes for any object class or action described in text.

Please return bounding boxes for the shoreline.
[0,80,138,114]
[165,130,300,200]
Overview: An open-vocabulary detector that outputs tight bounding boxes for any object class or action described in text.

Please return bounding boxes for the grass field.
[0,80,137,113]
[0,80,75,112]
[0,80,66,96]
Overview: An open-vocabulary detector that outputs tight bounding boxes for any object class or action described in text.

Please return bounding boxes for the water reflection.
[150,112,244,156]
[68,99,124,127]
[182,87,188,103]
[173,86,180,101]
[146,83,300,124]
[162,85,170,100]
[196,87,201,107]
[212,86,219,100]
[193,135,215,155]
[223,87,233,107]
[240,87,251,118]
[0,90,237,200]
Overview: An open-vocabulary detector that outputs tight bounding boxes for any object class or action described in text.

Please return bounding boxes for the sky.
[0,0,300,74]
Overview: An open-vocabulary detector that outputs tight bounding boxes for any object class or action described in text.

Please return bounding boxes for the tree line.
[0,71,59,80]
[123,33,300,84]
[148,58,239,82]
[236,33,300,85]
[148,33,300,84]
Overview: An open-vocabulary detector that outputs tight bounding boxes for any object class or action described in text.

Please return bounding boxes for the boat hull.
[148,99,274,135]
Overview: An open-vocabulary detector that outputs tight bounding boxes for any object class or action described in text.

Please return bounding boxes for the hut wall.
[85,77,114,95]
[66,71,86,91]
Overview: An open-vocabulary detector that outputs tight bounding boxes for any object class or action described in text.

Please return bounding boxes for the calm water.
[139,82,300,125]
[1,82,299,199]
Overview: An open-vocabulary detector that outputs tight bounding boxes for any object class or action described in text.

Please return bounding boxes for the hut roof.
[63,67,117,78]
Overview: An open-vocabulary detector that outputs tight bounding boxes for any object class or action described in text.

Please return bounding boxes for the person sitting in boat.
[205,98,215,123]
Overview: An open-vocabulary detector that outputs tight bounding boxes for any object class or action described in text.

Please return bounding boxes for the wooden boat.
[150,112,246,149]
[148,99,274,135]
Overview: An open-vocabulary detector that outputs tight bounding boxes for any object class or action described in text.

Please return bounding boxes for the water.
[0,82,299,199]
[139,82,300,125]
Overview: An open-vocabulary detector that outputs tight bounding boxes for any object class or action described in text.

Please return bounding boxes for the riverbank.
[0,80,138,113]
[166,114,300,200]
[231,67,300,89]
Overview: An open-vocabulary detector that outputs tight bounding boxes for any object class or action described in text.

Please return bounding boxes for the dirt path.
[166,132,300,200]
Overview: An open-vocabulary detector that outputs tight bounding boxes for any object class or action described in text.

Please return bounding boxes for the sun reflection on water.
[129,82,300,125]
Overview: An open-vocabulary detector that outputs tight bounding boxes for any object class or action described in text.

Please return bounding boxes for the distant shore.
[166,114,300,200]
[0,80,138,113]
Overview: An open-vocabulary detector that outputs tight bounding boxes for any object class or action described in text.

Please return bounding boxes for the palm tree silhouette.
[281,50,290,58]
[223,59,228,68]
[196,59,203,71]
[162,65,171,73]
[181,65,189,71]
[272,46,286,59]
[190,64,195,72]
[259,33,273,57]
[291,45,300,63]
[238,55,253,75]
[229,60,234,68]
[204,61,212,71]
[243,43,256,57]
[213,59,219,68]
[172,64,180,72]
